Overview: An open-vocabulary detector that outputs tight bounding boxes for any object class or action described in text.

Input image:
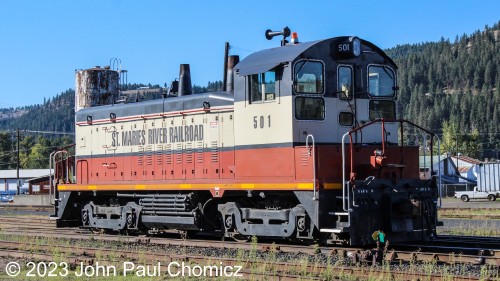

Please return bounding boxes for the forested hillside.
[0,89,75,133]
[1,22,500,169]
[386,21,500,159]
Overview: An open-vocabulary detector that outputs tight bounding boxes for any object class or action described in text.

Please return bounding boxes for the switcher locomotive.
[54,28,440,246]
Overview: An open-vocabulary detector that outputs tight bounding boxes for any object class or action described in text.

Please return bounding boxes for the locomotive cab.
[231,36,437,245]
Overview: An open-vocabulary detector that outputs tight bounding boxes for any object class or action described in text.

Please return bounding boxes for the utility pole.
[16,128,20,195]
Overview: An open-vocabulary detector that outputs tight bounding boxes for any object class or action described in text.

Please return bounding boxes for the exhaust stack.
[178,64,192,96]
[226,55,240,92]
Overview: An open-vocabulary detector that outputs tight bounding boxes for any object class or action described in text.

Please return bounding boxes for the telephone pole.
[16,128,20,195]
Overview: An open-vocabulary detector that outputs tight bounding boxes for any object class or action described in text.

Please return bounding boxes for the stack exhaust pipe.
[178,64,192,96]
[226,55,239,92]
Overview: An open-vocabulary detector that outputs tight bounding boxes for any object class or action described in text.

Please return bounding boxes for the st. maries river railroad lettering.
[111,124,204,147]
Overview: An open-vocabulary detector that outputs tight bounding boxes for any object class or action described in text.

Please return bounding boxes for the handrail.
[341,132,350,212]
[436,136,442,208]
[306,134,317,200]
[342,118,440,211]
[49,150,68,205]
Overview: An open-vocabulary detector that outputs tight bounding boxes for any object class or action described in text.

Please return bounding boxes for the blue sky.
[0,0,499,108]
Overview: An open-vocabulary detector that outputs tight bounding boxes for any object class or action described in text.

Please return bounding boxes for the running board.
[328,212,349,216]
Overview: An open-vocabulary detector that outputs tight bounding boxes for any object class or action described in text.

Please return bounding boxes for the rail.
[341,119,440,211]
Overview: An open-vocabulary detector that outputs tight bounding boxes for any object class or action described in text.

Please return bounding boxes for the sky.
[0,0,499,108]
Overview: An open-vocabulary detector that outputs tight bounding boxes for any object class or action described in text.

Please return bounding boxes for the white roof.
[0,169,51,179]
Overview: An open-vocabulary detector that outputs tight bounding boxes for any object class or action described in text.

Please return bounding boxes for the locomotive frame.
[54,32,440,246]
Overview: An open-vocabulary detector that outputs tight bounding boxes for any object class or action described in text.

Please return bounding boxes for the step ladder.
[320,211,350,233]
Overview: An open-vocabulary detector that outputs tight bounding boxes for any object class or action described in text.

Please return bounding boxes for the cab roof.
[234,37,396,76]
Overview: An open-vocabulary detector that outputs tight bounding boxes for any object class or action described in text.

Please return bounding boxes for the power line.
[0,129,74,135]
[21,130,74,135]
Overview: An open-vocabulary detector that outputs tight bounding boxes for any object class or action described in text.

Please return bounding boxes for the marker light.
[291,32,299,44]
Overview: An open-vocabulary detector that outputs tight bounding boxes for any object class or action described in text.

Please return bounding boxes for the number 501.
[253,115,271,129]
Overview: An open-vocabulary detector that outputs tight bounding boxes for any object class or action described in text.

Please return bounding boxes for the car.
[0,195,13,203]
[454,187,499,202]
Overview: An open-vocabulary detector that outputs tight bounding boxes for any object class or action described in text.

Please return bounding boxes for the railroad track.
[0,239,492,281]
[0,216,499,268]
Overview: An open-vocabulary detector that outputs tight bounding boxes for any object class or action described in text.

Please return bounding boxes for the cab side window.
[295,97,325,120]
[369,100,395,120]
[294,61,324,94]
[249,70,276,103]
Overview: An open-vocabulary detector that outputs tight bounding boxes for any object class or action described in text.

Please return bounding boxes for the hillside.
[0,89,75,133]
[386,21,500,159]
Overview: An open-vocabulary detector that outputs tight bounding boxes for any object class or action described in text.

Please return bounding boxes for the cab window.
[368,65,396,97]
[249,70,276,103]
[369,100,395,120]
[338,66,353,99]
[339,112,354,126]
[295,97,325,120]
[294,60,324,94]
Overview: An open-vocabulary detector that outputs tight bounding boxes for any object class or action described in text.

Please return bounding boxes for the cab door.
[337,64,356,140]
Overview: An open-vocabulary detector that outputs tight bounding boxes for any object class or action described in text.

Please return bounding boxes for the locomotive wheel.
[126,213,135,229]
[224,215,234,229]
[297,217,306,232]
[232,234,250,242]
[81,210,89,226]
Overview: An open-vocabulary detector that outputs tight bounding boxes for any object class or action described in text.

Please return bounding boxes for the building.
[448,155,482,182]
[419,155,481,197]
[0,169,51,194]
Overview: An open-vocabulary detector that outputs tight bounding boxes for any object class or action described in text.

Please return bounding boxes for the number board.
[331,37,361,58]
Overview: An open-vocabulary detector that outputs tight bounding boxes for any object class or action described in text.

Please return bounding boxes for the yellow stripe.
[180,184,191,189]
[241,183,255,189]
[87,185,97,190]
[135,185,146,190]
[298,183,313,189]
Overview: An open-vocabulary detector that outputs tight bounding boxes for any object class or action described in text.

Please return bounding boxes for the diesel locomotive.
[54,28,440,246]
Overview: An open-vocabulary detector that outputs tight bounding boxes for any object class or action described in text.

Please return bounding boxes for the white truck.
[454,187,500,202]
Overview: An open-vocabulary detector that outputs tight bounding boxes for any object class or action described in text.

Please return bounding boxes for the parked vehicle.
[455,187,499,202]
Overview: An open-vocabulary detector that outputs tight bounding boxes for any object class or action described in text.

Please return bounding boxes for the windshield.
[294,60,324,94]
[368,65,395,97]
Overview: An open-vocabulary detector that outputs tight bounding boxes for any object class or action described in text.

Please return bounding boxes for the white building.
[0,169,50,193]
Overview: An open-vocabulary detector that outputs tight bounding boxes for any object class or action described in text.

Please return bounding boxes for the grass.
[439,208,500,217]
[437,219,500,236]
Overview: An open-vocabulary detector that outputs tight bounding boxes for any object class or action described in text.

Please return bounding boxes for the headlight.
[352,37,361,57]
